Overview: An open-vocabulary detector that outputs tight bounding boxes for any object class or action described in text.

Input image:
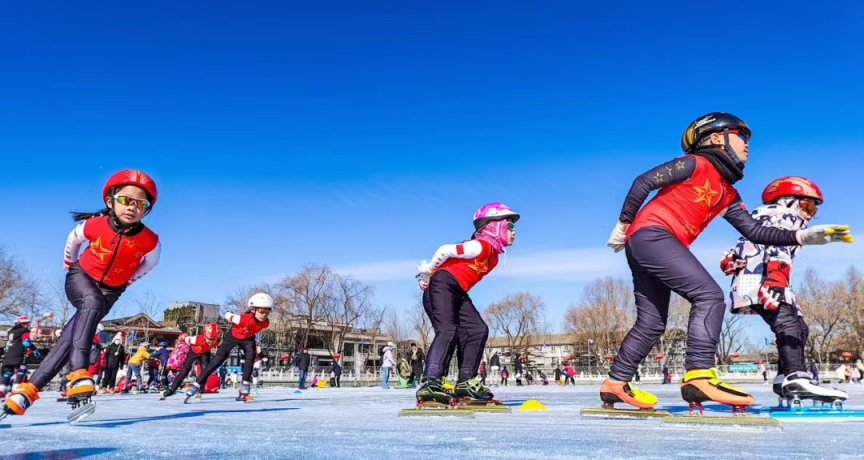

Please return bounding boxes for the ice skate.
[236,383,254,402]
[398,378,472,417]
[183,382,200,404]
[680,368,753,414]
[64,370,97,424]
[455,378,510,413]
[773,374,786,405]
[159,388,175,400]
[2,382,40,418]
[598,378,658,410]
[781,371,847,409]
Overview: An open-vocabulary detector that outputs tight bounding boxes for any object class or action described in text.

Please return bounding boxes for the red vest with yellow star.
[439,239,499,292]
[78,215,160,287]
[627,155,738,248]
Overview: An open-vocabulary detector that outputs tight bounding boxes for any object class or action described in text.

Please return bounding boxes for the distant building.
[162,301,221,335]
[485,334,578,368]
[100,313,182,347]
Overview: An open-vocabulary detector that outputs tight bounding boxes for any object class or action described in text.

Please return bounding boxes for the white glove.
[416,260,433,290]
[796,225,853,246]
[606,221,630,253]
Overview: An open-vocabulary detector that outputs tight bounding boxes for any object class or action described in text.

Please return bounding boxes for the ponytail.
[70,208,110,222]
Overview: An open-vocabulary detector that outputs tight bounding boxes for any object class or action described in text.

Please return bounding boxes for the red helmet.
[762,176,823,205]
[103,170,158,207]
[14,316,30,325]
[203,323,220,341]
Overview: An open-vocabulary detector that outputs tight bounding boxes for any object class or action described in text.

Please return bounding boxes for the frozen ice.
[2,383,863,459]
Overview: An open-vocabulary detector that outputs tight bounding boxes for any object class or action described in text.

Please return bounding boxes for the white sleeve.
[63,222,88,268]
[184,336,197,346]
[429,240,484,270]
[225,312,242,325]
[128,241,161,285]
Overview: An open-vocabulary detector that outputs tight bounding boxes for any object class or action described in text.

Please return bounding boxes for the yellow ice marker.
[518,400,547,411]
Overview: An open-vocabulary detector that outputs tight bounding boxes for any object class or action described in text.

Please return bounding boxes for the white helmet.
[248,292,274,309]
[97,323,104,332]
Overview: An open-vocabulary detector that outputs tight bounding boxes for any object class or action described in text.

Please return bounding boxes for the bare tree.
[134,289,162,344]
[384,309,411,344]
[277,264,332,349]
[798,269,847,363]
[357,305,387,370]
[44,275,73,326]
[322,274,373,358]
[0,247,39,321]
[716,313,750,364]
[563,277,633,362]
[483,292,545,366]
[838,266,864,357]
[410,297,433,351]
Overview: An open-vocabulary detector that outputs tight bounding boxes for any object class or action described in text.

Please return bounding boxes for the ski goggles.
[253,308,271,315]
[799,198,819,216]
[114,194,151,210]
[726,129,750,144]
[507,222,515,231]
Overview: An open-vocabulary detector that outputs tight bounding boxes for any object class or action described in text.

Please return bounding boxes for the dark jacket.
[2,325,35,365]
[104,342,126,368]
[332,362,342,377]
[554,368,562,380]
[150,347,169,366]
[219,365,228,377]
[297,352,311,371]
[490,354,501,367]
[514,356,523,373]
[408,348,425,369]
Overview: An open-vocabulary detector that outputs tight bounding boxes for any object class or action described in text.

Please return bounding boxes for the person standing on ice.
[101,333,125,393]
[722,176,847,405]
[184,293,272,402]
[3,170,160,419]
[160,324,221,399]
[414,203,519,406]
[1,317,41,398]
[602,113,853,413]
[381,342,396,389]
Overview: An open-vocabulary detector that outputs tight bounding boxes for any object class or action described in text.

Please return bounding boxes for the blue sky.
[1,1,862,343]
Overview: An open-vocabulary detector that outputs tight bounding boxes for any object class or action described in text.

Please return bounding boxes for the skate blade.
[581,407,671,419]
[463,399,505,406]
[662,414,780,428]
[461,405,511,413]
[766,407,864,419]
[67,403,96,425]
[399,407,474,417]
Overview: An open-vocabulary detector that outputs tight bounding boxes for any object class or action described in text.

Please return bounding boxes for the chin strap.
[722,128,745,169]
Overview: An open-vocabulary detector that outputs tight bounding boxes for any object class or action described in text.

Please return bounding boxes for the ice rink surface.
[2,383,863,460]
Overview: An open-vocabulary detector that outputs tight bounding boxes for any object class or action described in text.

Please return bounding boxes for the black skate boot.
[773,374,786,406]
[455,378,494,403]
[415,378,457,409]
[782,371,847,409]
[159,388,175,400]
[183,383,200,404]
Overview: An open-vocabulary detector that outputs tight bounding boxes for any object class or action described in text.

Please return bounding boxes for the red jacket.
[189,335,221,355]
[228,313,270,340]
[439,240,499,292]
[65,215,160,287]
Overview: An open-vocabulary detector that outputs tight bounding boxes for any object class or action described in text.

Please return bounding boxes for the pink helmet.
[472,203,519,253]
[14,316,31,325]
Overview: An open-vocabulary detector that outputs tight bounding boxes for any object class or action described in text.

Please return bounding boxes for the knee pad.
[2,372,13,379]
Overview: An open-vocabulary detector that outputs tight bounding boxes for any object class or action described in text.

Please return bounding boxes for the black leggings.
[30,264,125,390]
[422,271,489,381]
[749,303,809,375]
[611,226,726,381]
[196,335,255,386]
[170,352,211,392]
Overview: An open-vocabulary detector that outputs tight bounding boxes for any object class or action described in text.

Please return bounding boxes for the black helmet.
[680,112,751,153]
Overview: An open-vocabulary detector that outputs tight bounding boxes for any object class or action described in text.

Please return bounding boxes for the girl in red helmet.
[3,170,161,420]
[722,176,848,407]
[160,324,222,400]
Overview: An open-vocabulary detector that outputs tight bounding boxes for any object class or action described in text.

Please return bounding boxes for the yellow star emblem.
[89,237,113,262]
[665,165,673,177]
[693,180,719,207]
[125,240,138,249]
[675,160,686,170]
[653,172,664,185]
[134,251,145,258]
[113,268,125,274]
[468,257,490,275]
